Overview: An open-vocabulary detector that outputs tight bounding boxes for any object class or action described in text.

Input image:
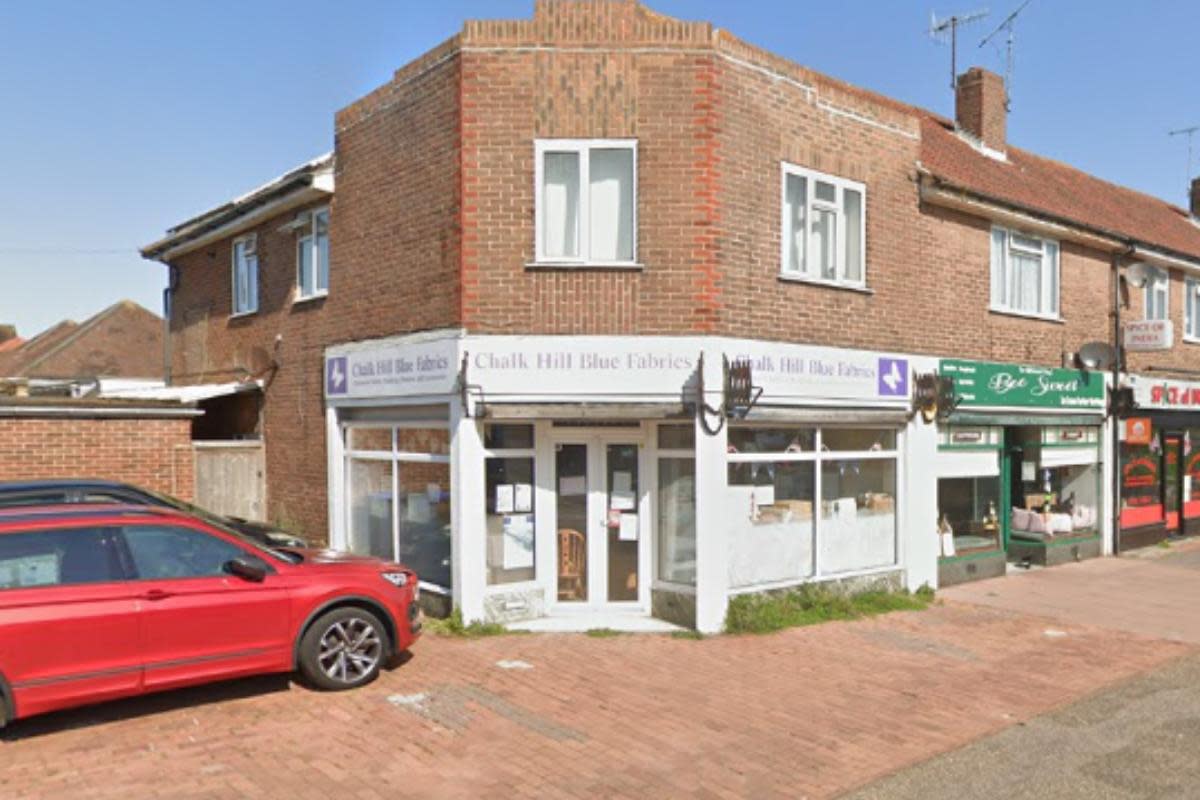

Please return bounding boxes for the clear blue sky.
[1,1,1196,337]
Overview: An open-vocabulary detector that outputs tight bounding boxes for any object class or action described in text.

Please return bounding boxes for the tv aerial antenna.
[1169,125,1200,200]
[979,0,1034,110]
[929,8,989,91]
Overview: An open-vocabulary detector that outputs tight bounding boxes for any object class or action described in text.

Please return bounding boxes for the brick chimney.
[1190,177,1200,218]
[955,67,1007,153]
[0,325,16,345]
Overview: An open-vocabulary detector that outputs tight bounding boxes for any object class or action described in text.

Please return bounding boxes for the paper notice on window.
[611,471,636,510]
[559,475,586,496]
[752,484,775,507]
[514,483,533,513]
[495,484,515,514]
[619,513,639,542]
[426,483,442,502]
[502,514,535,569]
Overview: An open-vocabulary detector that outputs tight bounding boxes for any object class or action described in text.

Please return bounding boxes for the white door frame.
[545,426,652,613]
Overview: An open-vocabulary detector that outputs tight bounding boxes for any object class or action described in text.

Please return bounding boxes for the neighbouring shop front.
[935,359,1107,586]
[1120,376,1200,548]
[322,332,938,632]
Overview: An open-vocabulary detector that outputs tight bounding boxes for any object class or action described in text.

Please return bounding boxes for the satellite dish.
[1125,262,1154,289]
[1077,341,1116,371]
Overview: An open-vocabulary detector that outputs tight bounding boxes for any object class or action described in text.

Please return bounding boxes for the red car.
[0,504,421,726]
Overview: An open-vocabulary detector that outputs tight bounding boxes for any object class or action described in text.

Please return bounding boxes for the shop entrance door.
[552,434,647,609]
[1165,434,1183,534]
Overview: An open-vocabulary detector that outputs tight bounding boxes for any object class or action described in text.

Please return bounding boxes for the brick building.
[144,1,1200,631]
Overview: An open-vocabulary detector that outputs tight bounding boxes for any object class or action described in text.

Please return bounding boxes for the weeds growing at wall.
[724,583,935,635]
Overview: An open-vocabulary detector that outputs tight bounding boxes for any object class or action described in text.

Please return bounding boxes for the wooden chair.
[557,528,587,601]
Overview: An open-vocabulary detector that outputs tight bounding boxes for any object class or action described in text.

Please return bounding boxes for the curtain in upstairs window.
[811,206,837,279]
[589,148,633,261]
[543,152,580,259]
[990,227,1007,308]
[783,174,807,275]
[1009,247,1041,314]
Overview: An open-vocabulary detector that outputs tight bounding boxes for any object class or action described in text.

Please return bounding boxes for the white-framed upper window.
[1145,268,1169,321]
[534,139,637,265]
[231,234,259,316]
[780,163,866,287]
[989,226,1060,319]
[1185,276,1200,341]
[296,207,330,300]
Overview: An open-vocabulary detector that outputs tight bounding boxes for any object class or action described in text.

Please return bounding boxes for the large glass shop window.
[485,425,536,586]
[657,425,695,586]
[1187,429,1200,518]
[1009,427,1101,541]
[726,426,897,588]
[937,476,1002,554]
[1120,440,1163,530]
[345,426,452,591]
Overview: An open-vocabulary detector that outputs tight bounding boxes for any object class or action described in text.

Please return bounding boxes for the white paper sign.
[559,476,586,496]
[514,483,533,513]
[611,472,636,510]
[495,484,514,514]
[619,513,639,541]
[752,484,775,507]
[502,515,534,569]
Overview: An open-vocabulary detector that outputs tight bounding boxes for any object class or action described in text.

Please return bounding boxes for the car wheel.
[298,607,388,691]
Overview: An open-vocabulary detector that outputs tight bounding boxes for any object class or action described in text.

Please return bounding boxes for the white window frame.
[533,138,639,268]
[1145,268,1169,322]
[989,225,1061,321]
[231,233,259,316]
[779,162,867,289]
[295,206,330,302]
[1185,276,1200,342]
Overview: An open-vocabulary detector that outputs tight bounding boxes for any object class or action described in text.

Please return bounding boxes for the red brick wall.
[0,416,194,501]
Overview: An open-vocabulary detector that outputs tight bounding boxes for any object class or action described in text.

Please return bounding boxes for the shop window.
[1186,431,1200,515]
[990,226,1059,319]
[657,424,694,451]
[819,459,896,573]
[535,139,637,265]
[1013,459,1101,540]
[821,428,895,452]
[727,461,815,587]
[781,163,866,287]
[486,456,535,585]
[1145,268,1169,321]
[344,425,452,592]
[1120,440,1163,529]
[728,427,813,454]
[231,234,258,316]
[484,424,534,450]
[658,457,695,585]
[936,476,1002,554]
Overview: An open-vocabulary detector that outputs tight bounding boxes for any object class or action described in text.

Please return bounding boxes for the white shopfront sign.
[325,332,913,406]
[1124,320,1174,352]
[1129,374,1200,410]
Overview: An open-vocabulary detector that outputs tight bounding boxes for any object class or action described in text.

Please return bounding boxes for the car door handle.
[141,589,173,601]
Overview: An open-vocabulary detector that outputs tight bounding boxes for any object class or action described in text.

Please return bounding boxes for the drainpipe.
[162,263,179,384]
[1111,244,1136,556]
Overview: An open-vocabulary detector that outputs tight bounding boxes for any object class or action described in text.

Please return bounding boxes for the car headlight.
[381,571,409,588]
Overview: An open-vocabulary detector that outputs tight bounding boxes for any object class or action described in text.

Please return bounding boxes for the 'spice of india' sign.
[1124,319,1174,352]
[940,359,1104,410]
[1129,375,1200,410]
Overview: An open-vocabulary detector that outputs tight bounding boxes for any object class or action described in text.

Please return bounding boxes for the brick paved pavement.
[0,595,1187,800]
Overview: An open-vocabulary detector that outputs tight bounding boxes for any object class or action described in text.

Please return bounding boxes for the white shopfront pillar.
[693,349,729,634]
[450,394,486,623]
[902,414,940,590]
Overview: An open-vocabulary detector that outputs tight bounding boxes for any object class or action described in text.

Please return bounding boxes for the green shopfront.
[935,359,1106,586]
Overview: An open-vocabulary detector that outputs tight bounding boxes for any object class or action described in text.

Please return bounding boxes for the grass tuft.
[584,628,623,638]
[724,583,935,635]
[669,629,705,640]
[423,609,509,638]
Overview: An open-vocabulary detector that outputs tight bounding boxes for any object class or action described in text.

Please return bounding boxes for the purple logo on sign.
[877,357,908,397]
[326,357,348,396]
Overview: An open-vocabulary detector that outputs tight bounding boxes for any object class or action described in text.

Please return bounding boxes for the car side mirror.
[226,557,267,582]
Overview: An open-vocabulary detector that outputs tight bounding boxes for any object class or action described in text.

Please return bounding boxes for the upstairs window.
[297,208,330,300]
[535,140,636,265]
[1185,277,1200,341]
[232,234,259,316]
[990,226,1059,319]
[781,163,866,287]
[1145,268,1169,321]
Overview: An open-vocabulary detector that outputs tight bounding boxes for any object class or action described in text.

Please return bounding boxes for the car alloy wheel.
[316,616,382,685]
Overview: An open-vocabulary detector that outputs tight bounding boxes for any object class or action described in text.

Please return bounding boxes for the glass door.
[1165,434,1182,533]
[553,436,645,607]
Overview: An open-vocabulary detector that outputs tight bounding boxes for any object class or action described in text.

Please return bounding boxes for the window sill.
[526,260,644,272]
[1184,335,1200,346]
[777,274,873,295]
[293,291,329,306]
[229,310,259,321]
[988,307,1064,324]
